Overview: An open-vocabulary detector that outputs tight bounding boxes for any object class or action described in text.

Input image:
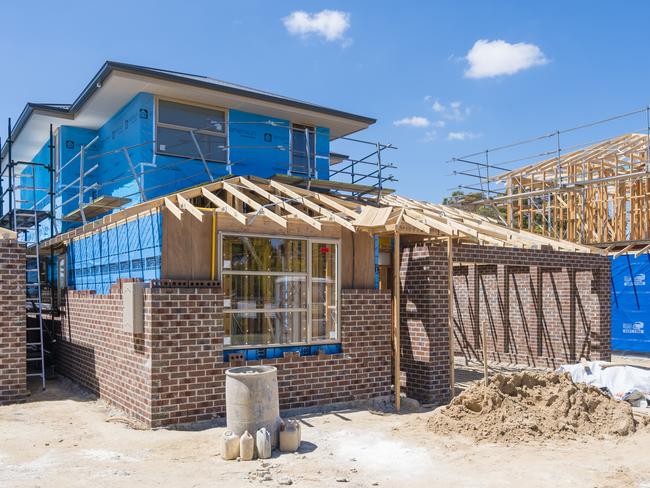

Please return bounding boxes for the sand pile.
[428,371,645,443]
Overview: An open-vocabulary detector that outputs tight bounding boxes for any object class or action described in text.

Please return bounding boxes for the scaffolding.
[448,107,650,253]
[0,120,55,389]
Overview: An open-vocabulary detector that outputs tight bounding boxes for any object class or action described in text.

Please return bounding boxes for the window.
[290,124,315,175]
[156,99,227,162]
[221,234,339,347]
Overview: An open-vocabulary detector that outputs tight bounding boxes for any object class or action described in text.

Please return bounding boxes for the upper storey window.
[290,124,316,176]
[156,99,227,162]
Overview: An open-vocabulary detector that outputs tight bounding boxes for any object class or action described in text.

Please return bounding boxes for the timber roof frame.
[485,132,650,254]
[39,175,602,255]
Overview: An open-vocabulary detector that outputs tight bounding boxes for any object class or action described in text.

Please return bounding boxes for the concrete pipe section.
[225,365,281,448]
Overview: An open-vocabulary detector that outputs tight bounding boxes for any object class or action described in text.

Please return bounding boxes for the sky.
[2,0,650,201]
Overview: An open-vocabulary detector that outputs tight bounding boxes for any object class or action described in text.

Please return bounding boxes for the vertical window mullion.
[307,238,313,344]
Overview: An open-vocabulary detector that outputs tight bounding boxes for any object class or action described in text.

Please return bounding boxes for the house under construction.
[451,115,650,354]
[0,61,611,425]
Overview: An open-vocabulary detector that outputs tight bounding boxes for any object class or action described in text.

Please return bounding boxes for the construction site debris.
[239,431,254,461]
[279,419,301,452]
[367,394,420,415]
[222,431,240,460]
[428,371,646,443]
[557,361,650,407]
[256,427,272,459]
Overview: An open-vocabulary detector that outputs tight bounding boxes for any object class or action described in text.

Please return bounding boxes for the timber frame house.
[490,133,650,255]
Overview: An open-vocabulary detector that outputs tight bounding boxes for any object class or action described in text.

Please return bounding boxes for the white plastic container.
[221,430,240,460]
[279,419,301,453]
[256,427,272,459]
[226,366,281,448]
[239,430,255,461]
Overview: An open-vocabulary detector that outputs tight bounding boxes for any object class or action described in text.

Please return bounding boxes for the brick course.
[0,236,27,404]
[56,284,391,428]
[400,240,611,404]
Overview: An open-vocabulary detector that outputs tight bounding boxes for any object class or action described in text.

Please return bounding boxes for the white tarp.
[557,361,650,408]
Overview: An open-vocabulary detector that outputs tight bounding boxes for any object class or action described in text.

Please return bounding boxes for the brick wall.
[147,287,392,427]
[451,244,611,368]
[56,283,392,427]
[399,241,451,405]
[399,239,611,405]
[56,280,152,424]
[0,236,27,404]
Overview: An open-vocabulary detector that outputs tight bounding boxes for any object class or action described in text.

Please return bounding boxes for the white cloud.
[430,100,470,121]
[433,120,446,128]
[447,131,481,141]
[465,39,547,79]
[432,100,445,113]
[393,116,430,128]
[283,10,351,42]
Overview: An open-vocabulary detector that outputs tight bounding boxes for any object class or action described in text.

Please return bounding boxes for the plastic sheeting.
[611,254,650,352]
[558,361,650,407]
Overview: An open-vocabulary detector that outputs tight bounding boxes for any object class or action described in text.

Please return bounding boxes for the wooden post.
[393,231,401,412]
[447,237,455,397]
[481,320,489,386]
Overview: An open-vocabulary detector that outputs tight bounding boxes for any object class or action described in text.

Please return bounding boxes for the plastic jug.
[279,419,301,452]
[256,427,272,459]
[240,430,255,461]
[221,430,240,460]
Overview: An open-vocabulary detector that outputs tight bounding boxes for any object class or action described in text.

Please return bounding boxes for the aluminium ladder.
[13,163,49,389]
[1,120,55,391]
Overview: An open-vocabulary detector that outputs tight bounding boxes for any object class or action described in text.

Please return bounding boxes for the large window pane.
[224,311,307,346]
[222,235,306,273]
[159,100,225,132]
[157,127,226,162]
[223,274,307,309]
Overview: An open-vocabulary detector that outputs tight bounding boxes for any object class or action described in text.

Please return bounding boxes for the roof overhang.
[3,61,376,165]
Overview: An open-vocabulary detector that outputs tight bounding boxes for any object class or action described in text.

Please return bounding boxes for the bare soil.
[428,371,646,443]
[1,369,650,488]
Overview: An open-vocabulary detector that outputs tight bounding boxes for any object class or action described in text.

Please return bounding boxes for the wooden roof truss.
[40,175,600,255]
[488,133,650,254]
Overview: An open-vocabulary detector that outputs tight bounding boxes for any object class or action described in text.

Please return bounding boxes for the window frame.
[290,123,316,176]
[218,231,341,349]
[155,97,229,163]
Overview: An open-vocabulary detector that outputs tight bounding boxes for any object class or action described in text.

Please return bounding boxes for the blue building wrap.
[67,211,162,294]
[611,254,650,352]
[228,109,290,176]
[34,94,334,233]
[91,92,153,204]
[58,126,99,231]
[315,126,330,179]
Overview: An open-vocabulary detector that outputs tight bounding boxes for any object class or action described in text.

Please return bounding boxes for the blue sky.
[2,0,650,201]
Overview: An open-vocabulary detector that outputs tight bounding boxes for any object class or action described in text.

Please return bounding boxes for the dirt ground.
[1,361,650,488]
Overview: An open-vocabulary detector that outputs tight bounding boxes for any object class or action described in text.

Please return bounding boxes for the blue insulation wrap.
[611,254,650,352]
[315,126,330,179]
[223,343,342,362]
[67,211,162,294]
[92,92,153,204]
[228,109,290,177]
[58,126,99,231]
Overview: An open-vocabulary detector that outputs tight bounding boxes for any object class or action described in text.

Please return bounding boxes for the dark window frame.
[155,98,228,163]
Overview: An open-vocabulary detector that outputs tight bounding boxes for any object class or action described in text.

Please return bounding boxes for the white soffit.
[8,70,371,164]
